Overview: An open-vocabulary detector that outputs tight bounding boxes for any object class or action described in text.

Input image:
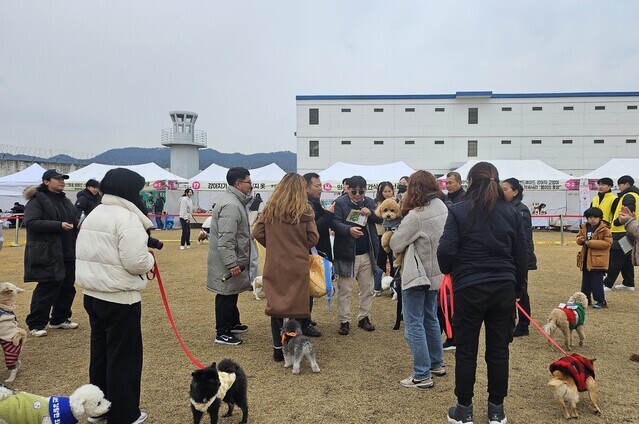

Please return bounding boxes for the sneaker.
[48,320,79,330]
[132,412,148,424]
[231,324,249,334]
[29,329,47,337]
[373,290,382,297]
[400,376,434,389]
[443,339,456,351]
[630,353,639,362]
[180,246,185,250]
[214,334,242,346]
[357,317,376,331]
[603,286,612,292]
[431,366,447,377]
[488,401,507,424]
[186,245,191,249]
[338,322,350,335]
[447,403,473,424]
[513,326,529,337]
[592,302,608,309]
[273,347,284,362]
[302,325,322,337]
[615,284,635,291]
[87,415,107,423]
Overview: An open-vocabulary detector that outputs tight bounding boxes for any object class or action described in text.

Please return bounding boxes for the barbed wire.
[0,144,94,160]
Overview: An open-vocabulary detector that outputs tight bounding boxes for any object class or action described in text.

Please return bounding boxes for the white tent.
[579,158,639,181]
[189,164,230,189]
[66,162,186,185]
[0,164,48,211]
[248,163,286,183]
[318,161,415,192]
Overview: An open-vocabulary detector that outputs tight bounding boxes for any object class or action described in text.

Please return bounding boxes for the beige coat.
[624,218,639,266]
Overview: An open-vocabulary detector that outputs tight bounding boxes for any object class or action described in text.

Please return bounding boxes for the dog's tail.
[547,378,564,389]
[218,358,241,373]
[542,320,556,335]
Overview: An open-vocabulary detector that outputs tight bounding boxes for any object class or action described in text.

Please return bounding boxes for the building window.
[374,140,384,145]
[468,108,478,124]
[594,105,605,110]
[594,139,604,144]
[628,105,638,110]
[405,107,415,112]
[532,106,543,111]
[627,139,637,144]
[467,140,478,157]
[532,140,542,145]
[435,107,445,112]
[501,140,512,145]
[405,140,415,145]
[562,140,573,144]
[374,108,384,112]
[341,140,351,145]
[501,107,512,111]
[341,108,351,113]
[309,140,319,157]
[309,108,319,125]
[563,106,574,111]
[434,140,445,145]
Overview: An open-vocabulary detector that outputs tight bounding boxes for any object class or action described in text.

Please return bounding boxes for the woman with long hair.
[502,177,537,336]
[389,171,448,389]
[374,181,396,290]
[179,188,194,250]
[437,162,527,424]
[253,173,319,361]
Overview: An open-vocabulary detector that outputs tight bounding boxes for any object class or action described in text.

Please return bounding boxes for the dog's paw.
[593,409,602,416]
[312,365,320,373]
[579,341,584,346]
[4,368,17,383]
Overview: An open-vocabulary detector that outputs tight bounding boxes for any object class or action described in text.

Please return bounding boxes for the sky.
[1,1,638,157]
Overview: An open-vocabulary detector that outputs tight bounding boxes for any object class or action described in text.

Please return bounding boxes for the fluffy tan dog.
[0,282,27,383]
[548,354,602,419]
[251,276,264,300]
[543,292,588,351]
[374,198,403,269]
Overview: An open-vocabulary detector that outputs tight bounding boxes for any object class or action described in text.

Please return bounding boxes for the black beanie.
[100,168,147,215]
[597,177,613,186]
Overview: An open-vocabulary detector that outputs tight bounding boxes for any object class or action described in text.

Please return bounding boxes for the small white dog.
[251,276,264,300]
[0,282,28,383]
[0,384,111,424]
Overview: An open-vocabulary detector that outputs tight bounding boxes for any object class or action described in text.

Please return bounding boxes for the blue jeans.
[402,286,444,380]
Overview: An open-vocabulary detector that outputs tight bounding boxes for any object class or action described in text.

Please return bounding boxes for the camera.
[147,236,164,250]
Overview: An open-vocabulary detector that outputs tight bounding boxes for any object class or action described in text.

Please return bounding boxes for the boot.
[488,401,507,424]
[447,403,473,424]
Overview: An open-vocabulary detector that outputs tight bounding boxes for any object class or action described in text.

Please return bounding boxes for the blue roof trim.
[296,91,639,101]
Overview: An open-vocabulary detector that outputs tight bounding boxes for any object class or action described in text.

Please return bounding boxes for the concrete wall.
[0,160,85,177]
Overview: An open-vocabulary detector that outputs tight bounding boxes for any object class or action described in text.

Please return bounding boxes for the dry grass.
[1,229,638,423]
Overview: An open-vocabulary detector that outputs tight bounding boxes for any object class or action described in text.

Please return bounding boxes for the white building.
[296,91,639,176]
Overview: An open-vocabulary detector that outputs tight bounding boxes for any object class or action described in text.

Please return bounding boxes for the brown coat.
[576,223,612,271]
[253,211,319,318]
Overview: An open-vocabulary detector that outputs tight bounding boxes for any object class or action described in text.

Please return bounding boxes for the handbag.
[309,248,335,299]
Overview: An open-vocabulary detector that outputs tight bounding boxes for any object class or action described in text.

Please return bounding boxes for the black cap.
[42,169,69,180]
[597,177,613,186]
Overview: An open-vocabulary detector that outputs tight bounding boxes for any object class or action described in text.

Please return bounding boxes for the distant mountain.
[1,148,297,172]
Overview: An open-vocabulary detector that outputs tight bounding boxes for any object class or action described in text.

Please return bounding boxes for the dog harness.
[561,303,585,330]
[190,372,236,413]
[0,393,75,424]
[549,354,595,392]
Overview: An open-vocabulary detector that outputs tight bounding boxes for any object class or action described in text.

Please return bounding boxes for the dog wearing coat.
[0,282,28,383]
[375,198,404,270]
[548,353,602,419]
[543,292,588,351]
[0,384,110,424]
[281,319,320,375]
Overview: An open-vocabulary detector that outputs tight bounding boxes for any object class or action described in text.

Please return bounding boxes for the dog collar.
[49,396,76,424]
[190,372,236,413]
[281,331,297,346]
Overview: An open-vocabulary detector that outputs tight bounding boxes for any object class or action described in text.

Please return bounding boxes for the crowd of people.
[11,163,639,423]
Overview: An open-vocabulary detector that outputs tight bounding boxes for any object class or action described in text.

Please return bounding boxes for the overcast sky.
[1,1,637,157]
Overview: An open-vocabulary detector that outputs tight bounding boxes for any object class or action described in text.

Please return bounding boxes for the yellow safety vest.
[591,192,616,225]
[610,192,639,233]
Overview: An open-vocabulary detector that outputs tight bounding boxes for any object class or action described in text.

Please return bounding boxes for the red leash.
[149,259,205,369]
[515,301,569,357]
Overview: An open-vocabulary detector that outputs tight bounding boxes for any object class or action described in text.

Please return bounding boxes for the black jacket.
[512,199,537,270]
[437,199,528,298]
[445,188,465,206]
[23,185,78,282]
[75,188,101,219]
[308,195,334,261]
[331,195,381,263]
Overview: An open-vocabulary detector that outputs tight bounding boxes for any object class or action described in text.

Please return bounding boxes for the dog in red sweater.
[548,353,602,419]
[543,292,588,351]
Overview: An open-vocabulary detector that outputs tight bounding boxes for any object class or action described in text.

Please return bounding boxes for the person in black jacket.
[331,175,382,335]
[502,178,537,337]
[23,169,80,337]
[75,178,101,221]
[153,193,165,230]
[445,171,466,206]
[437,162,527,424]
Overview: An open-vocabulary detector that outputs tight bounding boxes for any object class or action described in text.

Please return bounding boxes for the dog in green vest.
[543,292,589,351]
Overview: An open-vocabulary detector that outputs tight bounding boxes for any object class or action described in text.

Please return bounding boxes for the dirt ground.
[1,229,638,423]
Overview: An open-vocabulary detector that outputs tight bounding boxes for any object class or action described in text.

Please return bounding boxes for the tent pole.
[11,216,20,247]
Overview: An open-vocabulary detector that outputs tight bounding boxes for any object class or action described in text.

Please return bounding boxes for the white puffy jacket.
[75,194,155,305]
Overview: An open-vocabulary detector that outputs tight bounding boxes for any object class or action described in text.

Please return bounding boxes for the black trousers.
[180,218,191,246]
[271,317,284,348]
[453,281,515,407]
[604,248,634,288]
[84,296,143,424]
[516,275,530,327]
[582,270,606,303]
[26,261,76,330]
[376,235,395,276]
[215,294,240,336]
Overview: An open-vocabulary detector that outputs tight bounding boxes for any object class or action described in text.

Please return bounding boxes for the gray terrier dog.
[280,319,321,375]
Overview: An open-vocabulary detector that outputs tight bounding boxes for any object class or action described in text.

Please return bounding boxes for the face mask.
[397,184,407,194]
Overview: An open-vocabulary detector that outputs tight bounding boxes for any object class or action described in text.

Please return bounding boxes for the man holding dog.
[332,175,382,335]
[207,167,253,346]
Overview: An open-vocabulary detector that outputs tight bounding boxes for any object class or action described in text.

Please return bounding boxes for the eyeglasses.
[350,189,365,195]
[238,180,252,185]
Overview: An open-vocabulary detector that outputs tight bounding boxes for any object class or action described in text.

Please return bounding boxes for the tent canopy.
[248,163,286,182]
[579,159,639,181]
[0,163,47,190]
[319,161,415,184]
[66,162,186,184]
[189,164,229,184]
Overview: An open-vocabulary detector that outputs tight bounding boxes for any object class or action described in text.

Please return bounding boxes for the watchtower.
[161,111,207,179]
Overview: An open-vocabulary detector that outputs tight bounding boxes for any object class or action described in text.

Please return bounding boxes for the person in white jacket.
[179,188,194,250]
[389,170,448,390]
[76,168,155,424]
